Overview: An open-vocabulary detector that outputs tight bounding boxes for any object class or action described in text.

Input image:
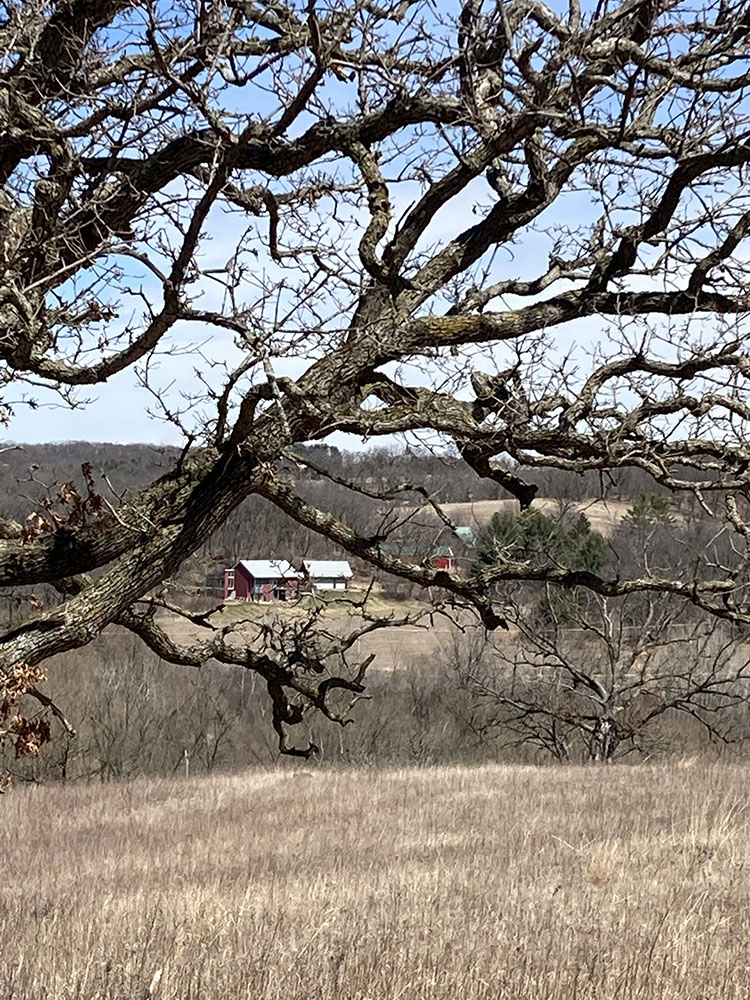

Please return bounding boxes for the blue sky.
[5,368,187,446]
[6,0,746,449]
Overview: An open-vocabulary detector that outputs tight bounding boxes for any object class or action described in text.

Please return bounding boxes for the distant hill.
[0,440,688,603]
[0,441,179,520]
[412,498,632,537]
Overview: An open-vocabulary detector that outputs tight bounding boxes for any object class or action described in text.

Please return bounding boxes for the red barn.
[224,560,303,601]
[381,543,454,571]
[430,547,454,571]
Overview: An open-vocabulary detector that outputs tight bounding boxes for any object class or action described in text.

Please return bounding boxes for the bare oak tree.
[1,0,750,755]
[447,594,750,762]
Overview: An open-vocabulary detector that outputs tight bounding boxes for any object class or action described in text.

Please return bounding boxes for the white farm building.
[303,560,353,591]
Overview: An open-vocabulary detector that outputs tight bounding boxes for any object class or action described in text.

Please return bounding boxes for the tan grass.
[2,763,750,999]
[434,497,633,536]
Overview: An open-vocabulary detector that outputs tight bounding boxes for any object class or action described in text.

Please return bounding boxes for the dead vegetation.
[3,763,750,999]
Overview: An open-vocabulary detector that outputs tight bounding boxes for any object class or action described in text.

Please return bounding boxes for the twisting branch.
[113,596,427,756]
[2,0,750,756]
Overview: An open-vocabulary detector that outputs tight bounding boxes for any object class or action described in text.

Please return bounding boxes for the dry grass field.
[432,498,633,537]
[2,763,749,999]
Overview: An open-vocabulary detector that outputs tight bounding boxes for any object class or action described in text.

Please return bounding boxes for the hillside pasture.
[431,497,634,537]
[163,592,453,675]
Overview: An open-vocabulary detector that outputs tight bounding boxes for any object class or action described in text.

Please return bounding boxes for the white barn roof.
[303,560,353,579]
[238,559,303,579]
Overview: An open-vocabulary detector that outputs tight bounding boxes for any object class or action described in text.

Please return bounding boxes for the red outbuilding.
[224,560,303,601]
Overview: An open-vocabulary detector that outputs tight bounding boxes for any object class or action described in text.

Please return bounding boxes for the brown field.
[168,593,461,673]
[434,497,633,537]
[3,763,750,999]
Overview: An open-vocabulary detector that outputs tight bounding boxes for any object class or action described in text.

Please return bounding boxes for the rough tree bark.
[1,0,750,755]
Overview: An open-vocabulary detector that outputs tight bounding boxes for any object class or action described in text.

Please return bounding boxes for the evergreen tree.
[474,510,607,575]
[622,494,675,531]
[475,510,608,624]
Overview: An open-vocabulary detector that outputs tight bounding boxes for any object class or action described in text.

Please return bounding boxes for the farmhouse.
[303,560,353,591]
[224,560,303,601]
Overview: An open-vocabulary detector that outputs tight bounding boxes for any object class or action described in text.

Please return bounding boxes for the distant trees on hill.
[450,497,750,763]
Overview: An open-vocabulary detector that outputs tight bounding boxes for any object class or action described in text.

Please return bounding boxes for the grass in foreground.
[2,762,749,999]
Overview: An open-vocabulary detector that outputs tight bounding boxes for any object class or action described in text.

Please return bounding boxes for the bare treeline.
[6,619,750,784]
